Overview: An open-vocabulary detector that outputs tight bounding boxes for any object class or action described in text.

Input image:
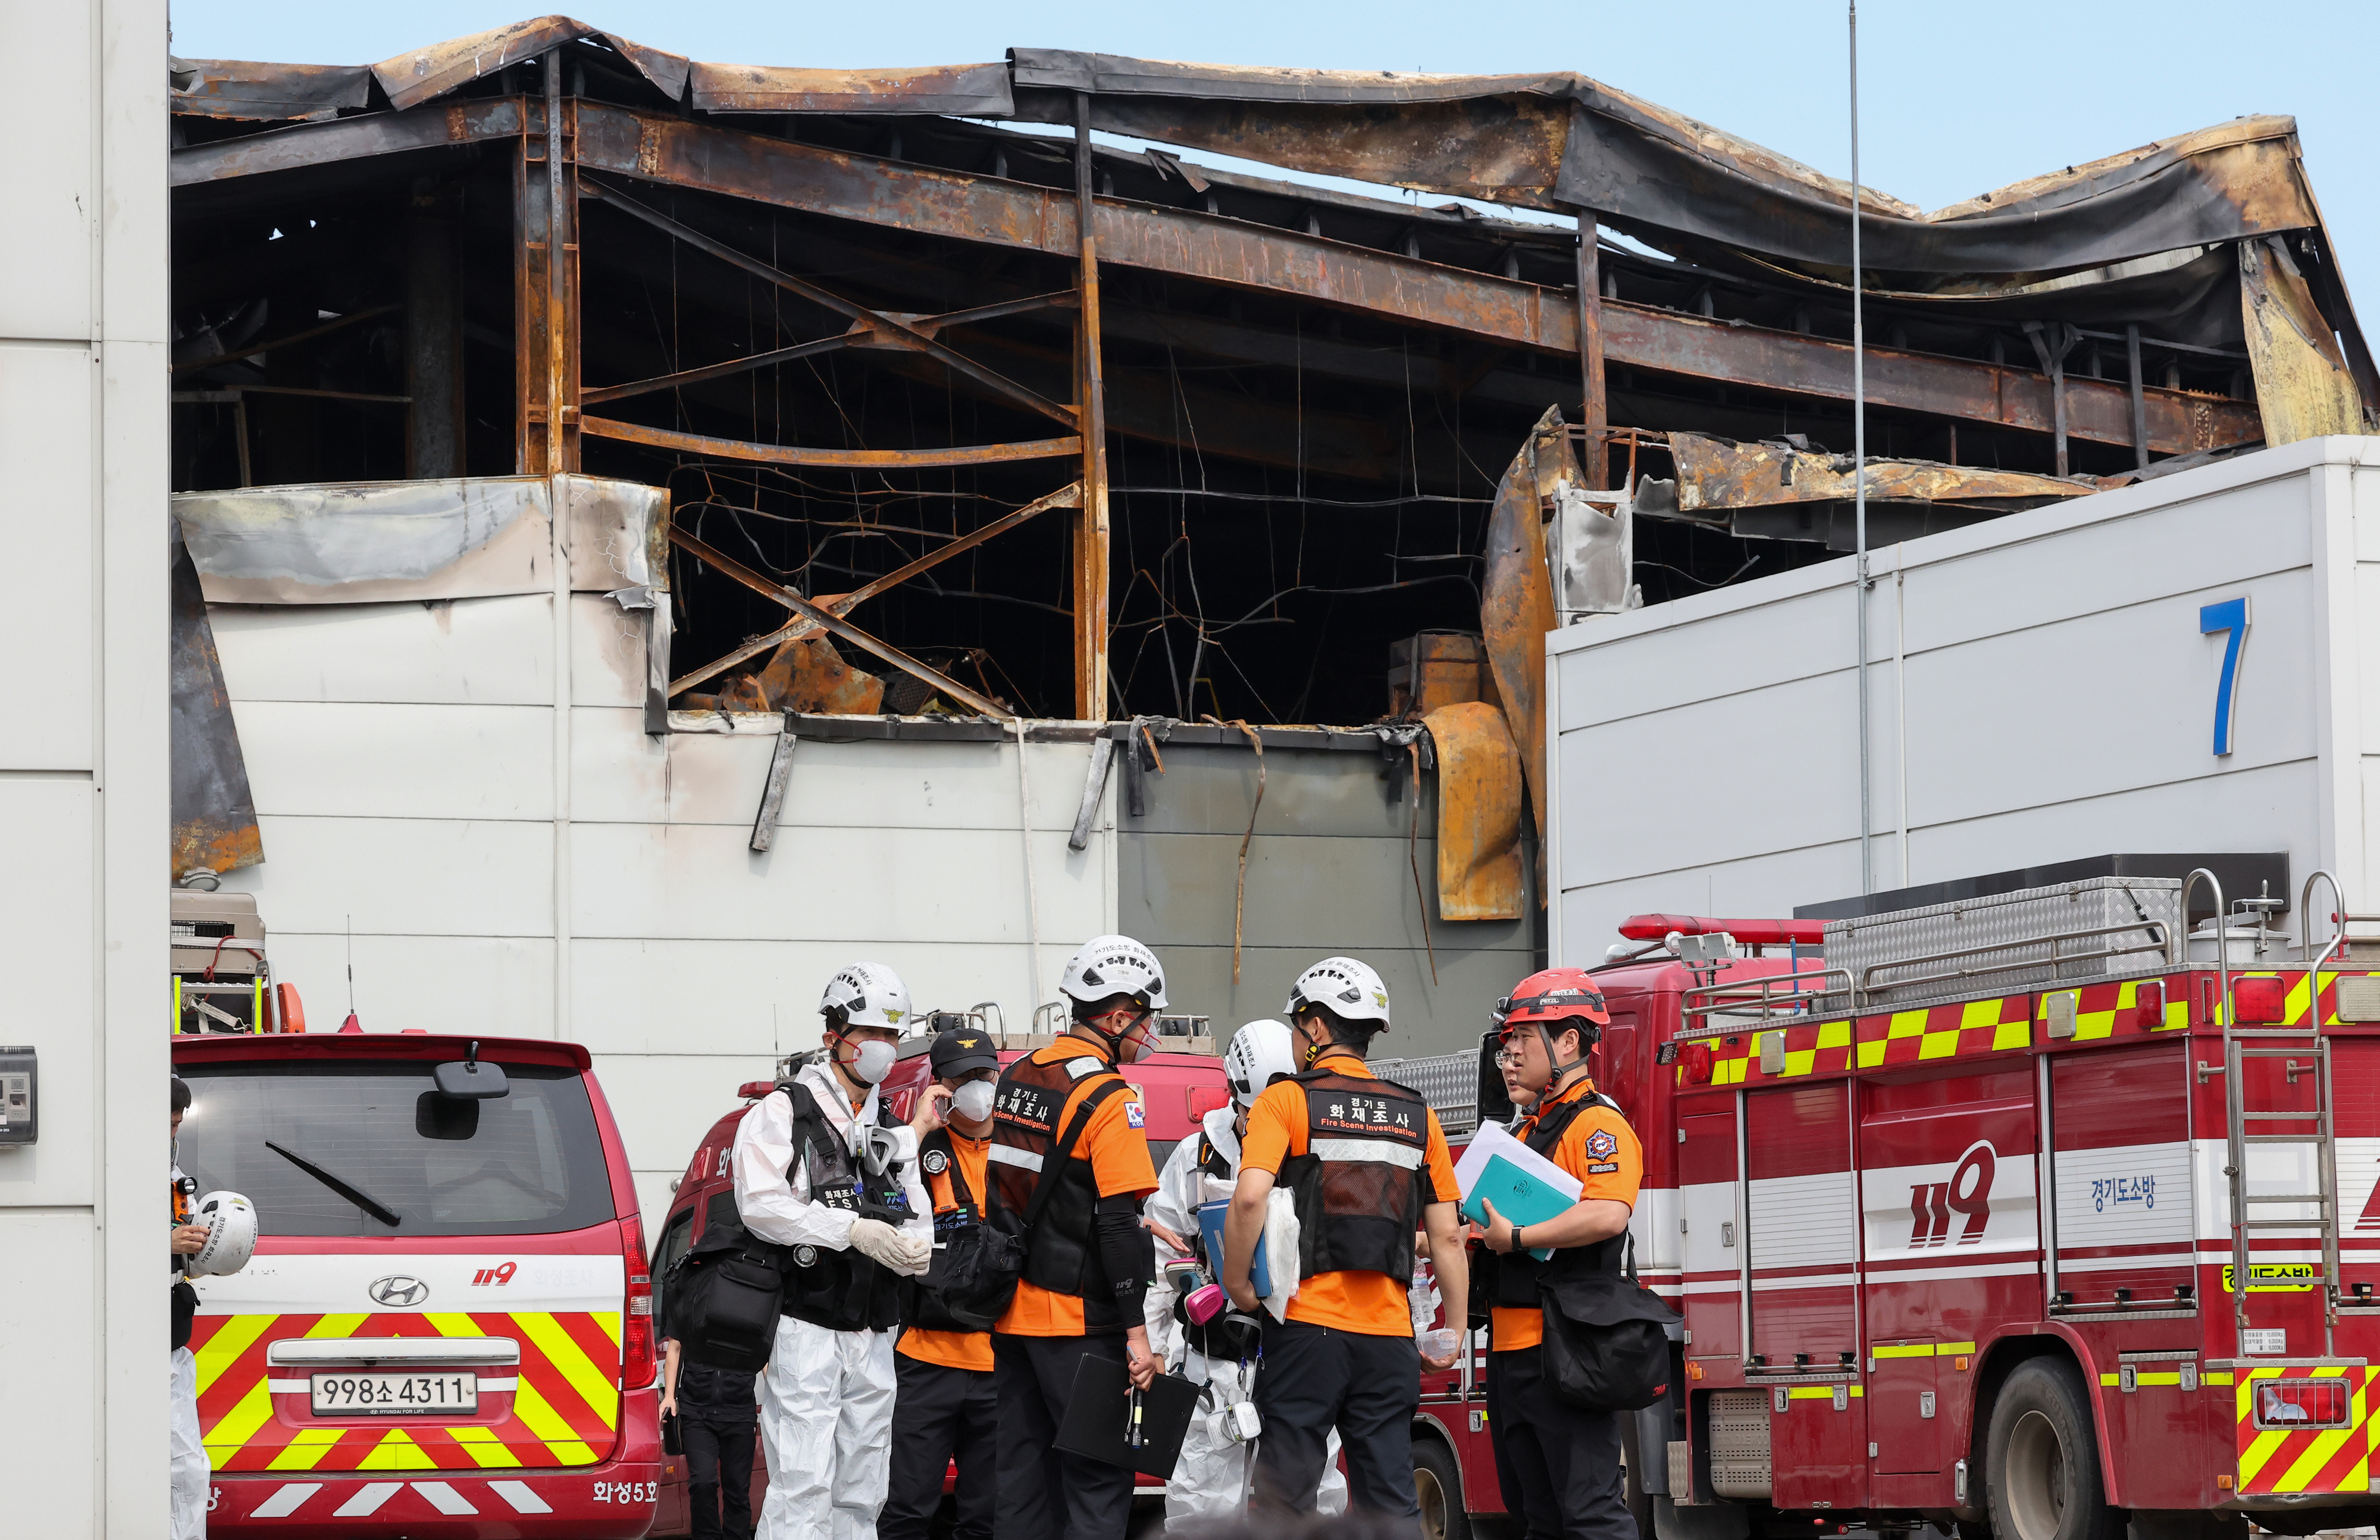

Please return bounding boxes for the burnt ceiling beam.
[174,99,2263,457]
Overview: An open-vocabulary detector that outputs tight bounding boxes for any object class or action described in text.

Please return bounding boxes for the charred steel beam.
[1576,215,1606,489]
[583,414,1081,468]
[580,176,1082,433]
[174,100,2263,458]
[583,333,857,405]
[669,481,1082,694]
[668,525,1010,718]
[566,104,2257,458]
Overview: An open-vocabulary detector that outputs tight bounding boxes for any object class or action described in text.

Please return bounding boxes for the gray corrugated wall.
[1117,743,1541,1058]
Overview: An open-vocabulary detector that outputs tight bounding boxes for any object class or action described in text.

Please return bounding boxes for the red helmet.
[1496,967,1609,1077]
[1496,968,1611,1032]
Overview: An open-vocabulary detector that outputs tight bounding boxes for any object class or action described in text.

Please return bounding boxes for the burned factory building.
[162,16,2374,1163]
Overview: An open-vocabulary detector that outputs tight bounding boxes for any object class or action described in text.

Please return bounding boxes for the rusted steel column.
[512,120,548,474]
[1073,93,1111,721]
[2127,323,2149,471]
[547,51,580,474]
[1576,214,1608,490]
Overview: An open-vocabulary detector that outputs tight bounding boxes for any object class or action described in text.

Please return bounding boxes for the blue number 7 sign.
[2200,597,2250,756]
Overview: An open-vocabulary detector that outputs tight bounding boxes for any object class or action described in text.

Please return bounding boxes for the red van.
[173,1032,660,1538]
[646,1035,1229,1535]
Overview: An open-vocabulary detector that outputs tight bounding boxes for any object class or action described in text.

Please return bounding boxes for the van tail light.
[1683,1042,1714,1085]
[1186,1085,1230,1120]
[2256,1379,2349,1429]
[621,1213,656,1389]
[2134,982,2163,1031]
[2234,976,2287,1024]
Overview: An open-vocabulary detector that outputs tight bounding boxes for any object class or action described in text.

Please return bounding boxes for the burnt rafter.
[578,176,1081,431]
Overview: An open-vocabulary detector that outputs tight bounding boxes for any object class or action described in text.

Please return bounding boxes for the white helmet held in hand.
[1223,1020,1299,1108]
[1059,935,1169,1012]
[186,1190,258,1277]
[1286,956,1391,1030]
[820,962,912,1032]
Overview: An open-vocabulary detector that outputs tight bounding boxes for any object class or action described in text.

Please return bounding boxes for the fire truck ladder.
[2202,868,2344,1359]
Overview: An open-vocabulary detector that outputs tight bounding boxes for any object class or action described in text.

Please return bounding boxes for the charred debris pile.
[170,18,2369,730]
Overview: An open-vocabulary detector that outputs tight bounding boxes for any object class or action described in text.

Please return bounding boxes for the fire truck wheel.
[1986,1358,2119,1540]
[1412,1435,1471,1540]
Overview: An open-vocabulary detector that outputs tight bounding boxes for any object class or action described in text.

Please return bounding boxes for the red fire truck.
[1400,868,2380,1540]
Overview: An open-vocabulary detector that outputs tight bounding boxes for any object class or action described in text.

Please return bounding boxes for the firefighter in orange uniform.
[1477,968,1645,1540]
[989,936,1168,1540]
[882,1026,1004,1540]
[1222,956,1470,1523]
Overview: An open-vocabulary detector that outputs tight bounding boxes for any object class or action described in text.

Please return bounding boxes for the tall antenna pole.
[1850,1,1872,896]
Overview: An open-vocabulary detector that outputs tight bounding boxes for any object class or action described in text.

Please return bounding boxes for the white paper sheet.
[1454,1122,1583,1206]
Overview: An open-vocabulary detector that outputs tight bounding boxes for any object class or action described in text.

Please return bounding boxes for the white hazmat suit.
[734,1058,934,1540]
[170,1148,209,1540]
[1147,1105,1348,1526]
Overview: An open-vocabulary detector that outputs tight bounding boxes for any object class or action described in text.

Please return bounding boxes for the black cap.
[929,1028,1000,1079]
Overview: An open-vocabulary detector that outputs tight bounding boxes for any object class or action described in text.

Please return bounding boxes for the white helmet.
[820,962,912,1032]
[186,1190,258,1277]
[1286,956,1391,1030]
[1223,1020,1299,1108]
[1059,935,1169,1012]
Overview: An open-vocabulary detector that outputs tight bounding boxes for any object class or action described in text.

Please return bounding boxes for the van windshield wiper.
[266,1140,403,1227]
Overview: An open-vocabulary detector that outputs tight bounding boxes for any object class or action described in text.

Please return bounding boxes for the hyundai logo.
[368,1275,430,1307]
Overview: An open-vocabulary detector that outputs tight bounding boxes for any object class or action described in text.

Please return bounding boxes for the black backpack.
[1536,1235,1678,1412]
[668,1221,788,1374]
[906,1131,1024,1334]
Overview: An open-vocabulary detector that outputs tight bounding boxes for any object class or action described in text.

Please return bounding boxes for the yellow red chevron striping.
[190,1310,621,1473]
[2234,1364,2372,1495]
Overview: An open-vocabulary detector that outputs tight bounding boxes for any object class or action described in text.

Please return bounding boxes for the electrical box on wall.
[0,1046,33,1145]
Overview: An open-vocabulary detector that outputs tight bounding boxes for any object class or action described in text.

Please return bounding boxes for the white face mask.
[951,1079,997,1123]
[846,1038,896,1085]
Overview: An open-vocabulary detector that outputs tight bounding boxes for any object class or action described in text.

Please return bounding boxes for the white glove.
[847,1217,932,1275]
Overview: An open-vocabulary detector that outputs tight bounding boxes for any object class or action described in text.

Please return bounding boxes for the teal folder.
[1458,1154,1572,1262]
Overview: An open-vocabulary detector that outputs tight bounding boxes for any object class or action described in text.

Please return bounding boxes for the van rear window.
[175,1059,615,1238]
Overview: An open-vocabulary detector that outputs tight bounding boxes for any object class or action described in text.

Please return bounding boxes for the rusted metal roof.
[170,58,372,121]
[688,61,1014,116]
[371,15,688,111]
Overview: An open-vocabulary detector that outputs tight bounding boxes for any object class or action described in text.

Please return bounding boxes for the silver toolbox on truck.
[1827,876,2181,1013]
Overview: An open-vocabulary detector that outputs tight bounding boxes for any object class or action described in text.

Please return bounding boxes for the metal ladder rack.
[2200,868,2344,1358]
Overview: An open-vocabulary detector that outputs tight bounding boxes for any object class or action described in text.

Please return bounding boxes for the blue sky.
[170,1,2380,314]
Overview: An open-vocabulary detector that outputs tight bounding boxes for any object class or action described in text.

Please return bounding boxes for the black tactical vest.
[775,1082,911,1333]
[1277,1062,1432,1287]
[903,1127,987,1335]
[988,1048,1131,1329]
[1492,1084,1630,1307]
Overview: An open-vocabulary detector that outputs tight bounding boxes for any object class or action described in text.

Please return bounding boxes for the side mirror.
[434,1059,509,1099]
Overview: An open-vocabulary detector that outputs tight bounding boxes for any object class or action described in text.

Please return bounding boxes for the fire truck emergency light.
[2232,976,2287,1023]
[1619,914,1828,947]
[2256,1379,2349,1429]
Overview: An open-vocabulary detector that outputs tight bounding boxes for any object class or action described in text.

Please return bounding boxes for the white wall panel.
[209,595,554,705]
[260,932,554,1039]
[231,702,555,821]
[572,592,647,708]
[571,937,1049,1057]
[223,816,553,936]
[0,780,95,1205]
[0,1211,96,1526]
[0,8,92,336]
[0,346,95,766]
[570,821,1108,946]
[1549,440,2380,960]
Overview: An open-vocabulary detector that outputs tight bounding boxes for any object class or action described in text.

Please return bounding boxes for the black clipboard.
[1050,1352,1201,1479]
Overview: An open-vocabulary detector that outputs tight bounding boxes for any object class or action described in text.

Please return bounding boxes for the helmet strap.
[1531,1021,1595,1090]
